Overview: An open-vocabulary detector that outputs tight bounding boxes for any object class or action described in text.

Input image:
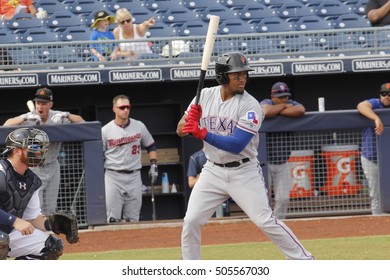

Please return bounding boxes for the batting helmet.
[2,128,49,167]
[215,52,253,85]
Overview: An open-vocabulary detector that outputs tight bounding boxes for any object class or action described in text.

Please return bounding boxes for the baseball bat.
[194,15,220,105]
[27,100,35,113]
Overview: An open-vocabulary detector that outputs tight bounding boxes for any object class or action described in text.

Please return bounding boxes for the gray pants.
[268,162,292,219]
[361,156,382,215]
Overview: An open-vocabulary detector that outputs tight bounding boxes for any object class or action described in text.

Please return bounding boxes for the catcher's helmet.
[215,52,253,85]
[2,128,49,167]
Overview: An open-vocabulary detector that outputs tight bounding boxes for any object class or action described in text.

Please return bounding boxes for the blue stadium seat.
[294,15,333,31]
[60,26,91,41]
[176,20,208,36]
[176,51,203,64]
[10,48,42,65]
[260,0,297,9]
[296,44,332,58]
[129,7,155,24]
[352,0,369,16]
[200,5,237,22]
[219,0,257,11]
[296,0,324,7]
[107,0,144,13]
[161,6,199,27]
[255,17,294,33]
[20,27,59,43]
[45,11,85,32]
[182,0,218,12]
[217,18,254,35]
[146,22,177,37]
[0,30,20,44]
[333,13,371,28]
[35,0,69,16]
[213,39,246,56]
[314,0,352,21]
[144,0,182,14]
[277,2,315,22]
[67,0,107,16]
[340,0,360,4]
[238,3,275,24]
[6,13,44,34]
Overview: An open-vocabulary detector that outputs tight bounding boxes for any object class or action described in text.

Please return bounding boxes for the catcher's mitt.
[47,211,79,244]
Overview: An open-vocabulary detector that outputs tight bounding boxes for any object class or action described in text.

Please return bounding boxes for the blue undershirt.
[204,127,253,154]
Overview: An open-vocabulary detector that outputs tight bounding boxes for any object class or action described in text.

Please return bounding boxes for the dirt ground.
[64,215,390,254]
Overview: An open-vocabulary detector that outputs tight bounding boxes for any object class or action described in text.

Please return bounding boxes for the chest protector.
[0,160,41,234]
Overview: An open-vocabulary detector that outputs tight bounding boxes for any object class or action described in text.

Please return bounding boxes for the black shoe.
[109,217,121,223]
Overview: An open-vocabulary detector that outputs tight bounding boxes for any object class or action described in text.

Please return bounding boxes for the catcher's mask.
[215,52,253,85]
[2,128,49,167]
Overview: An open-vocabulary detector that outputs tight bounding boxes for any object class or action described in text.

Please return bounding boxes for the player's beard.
[233,89,244,95]
[19,150,29,166]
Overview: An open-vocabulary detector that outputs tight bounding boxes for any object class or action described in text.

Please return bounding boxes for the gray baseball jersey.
[186,85,263,164]
[20,109,71,215]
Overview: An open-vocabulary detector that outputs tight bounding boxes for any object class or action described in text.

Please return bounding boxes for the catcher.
[0,128,79,260]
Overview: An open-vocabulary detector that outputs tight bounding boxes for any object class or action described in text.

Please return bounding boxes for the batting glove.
[51,112,70,123]
[187,104,202,122]
[148,163,158,184]
[183,120,208,140]
[23,112,41,125]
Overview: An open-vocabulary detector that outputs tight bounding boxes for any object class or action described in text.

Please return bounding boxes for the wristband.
[150,159,157,165]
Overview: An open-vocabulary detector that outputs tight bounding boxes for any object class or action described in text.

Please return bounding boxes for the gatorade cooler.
[321,145,363,196]
[288,150,315,198]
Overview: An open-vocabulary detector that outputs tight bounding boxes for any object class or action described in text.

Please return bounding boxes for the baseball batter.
[177,52,314,260]
[102,94,158,223]
[3,88,85,215]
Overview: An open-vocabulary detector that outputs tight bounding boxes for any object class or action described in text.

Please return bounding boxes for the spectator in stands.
[366,0,390,26]
[102,94,158,223]
[357,83,390,215]
[0,0,37,20]
[3,87,85,215]
[113,8,155,60]
[89,10,119,62]
[259,82,305,219]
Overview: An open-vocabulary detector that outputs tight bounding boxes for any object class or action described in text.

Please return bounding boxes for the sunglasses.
[120,19,132,25]
[380,92,390,97]
[115,105,131,110]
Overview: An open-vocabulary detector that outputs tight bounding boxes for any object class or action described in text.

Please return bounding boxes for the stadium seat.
[20,27,59,43]
[176,51,203,64]
[176,20,208,36]
[60,26,91,41]
[340,0,360,4]
[0,30,20,44]
[34,0,69,16]
[277,2,315,22]
[217,18,254,35]
[144,0,182,14]
[213,39,246,56]
[45,11,85,32]
[107,0,144,13]
[238,3,275,24]
[137,52,164,66]
[334,41,372,56]
[160,6,199,27]
[182,0,218,12]
[6,13,44,33]
[352,0,369,16]
[260,0,296,9]
[294,15,333,31]
[129,7,155,24]
[296,0,324,7]
[333,13,371,29]
[314,0,352,21]
[255,17,294,33]
[200,5,237,22]
[146,22,177,37]
[219,0,257,11]
[10,48,42,65]
[296,44,332,58]
[67,0,107,16]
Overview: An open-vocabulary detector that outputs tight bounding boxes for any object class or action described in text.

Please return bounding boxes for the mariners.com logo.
[0,74,38,87]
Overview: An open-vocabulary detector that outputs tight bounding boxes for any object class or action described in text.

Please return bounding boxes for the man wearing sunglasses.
[102,94,158,223]
[357,83,390,215]
[259,82,305,220]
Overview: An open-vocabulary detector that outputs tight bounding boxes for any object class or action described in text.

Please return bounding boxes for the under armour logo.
[18,182,27,191]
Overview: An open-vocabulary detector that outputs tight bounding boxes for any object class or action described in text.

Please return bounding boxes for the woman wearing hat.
[113,8,155,60]
[89,10,119,62]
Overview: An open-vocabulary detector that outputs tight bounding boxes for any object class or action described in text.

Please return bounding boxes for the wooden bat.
[27,100,35,113]
[194,15,220,105]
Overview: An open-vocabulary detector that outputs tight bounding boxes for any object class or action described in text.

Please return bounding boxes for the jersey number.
[131,145,141,155]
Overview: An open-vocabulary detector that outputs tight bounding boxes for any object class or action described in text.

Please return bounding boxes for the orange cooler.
[321,145,363,196]
[288,150,315,198]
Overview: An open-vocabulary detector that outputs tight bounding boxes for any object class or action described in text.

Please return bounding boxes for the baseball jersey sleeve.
[236,97,264,135]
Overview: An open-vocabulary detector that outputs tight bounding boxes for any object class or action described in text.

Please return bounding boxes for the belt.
[106,168,140,174]
[211,158,250,168]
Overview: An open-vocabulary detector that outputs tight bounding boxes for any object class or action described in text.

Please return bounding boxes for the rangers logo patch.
[247,111,258,125]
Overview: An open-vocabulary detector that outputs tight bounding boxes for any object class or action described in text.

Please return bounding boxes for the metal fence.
[2,26,390,71]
